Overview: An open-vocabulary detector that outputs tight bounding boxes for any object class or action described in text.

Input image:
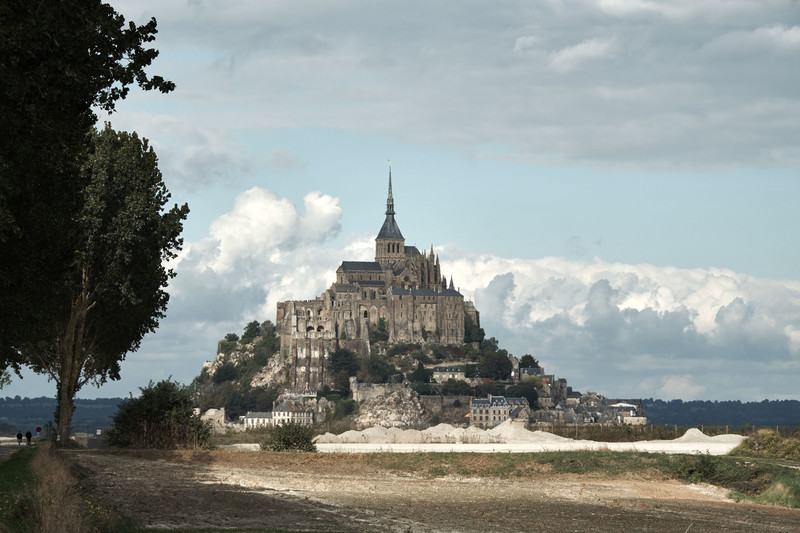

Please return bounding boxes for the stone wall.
[419,395,472,415]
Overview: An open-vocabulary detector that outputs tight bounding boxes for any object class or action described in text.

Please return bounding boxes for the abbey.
[276,167,479,392]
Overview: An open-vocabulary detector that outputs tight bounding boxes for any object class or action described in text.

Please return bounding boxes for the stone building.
[470,395,530,428]
[276,166,480,392]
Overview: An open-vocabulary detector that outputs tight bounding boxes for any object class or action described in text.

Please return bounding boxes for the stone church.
[276,167,480,392]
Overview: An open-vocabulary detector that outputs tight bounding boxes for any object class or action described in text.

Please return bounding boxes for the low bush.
[731,429,800,460]
[260,423,317,452]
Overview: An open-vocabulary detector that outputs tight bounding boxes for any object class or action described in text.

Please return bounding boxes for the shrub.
[213,362,237,384]
[106,379,211,449]
[333,399,358,420]
[731,429,800,460]
[260,423,316,452]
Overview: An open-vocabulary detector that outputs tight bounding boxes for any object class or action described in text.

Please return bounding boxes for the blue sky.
[4,0,799,402]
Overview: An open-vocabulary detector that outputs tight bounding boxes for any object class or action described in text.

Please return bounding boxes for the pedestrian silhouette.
[16,431,22,445]
[25,430,32,446]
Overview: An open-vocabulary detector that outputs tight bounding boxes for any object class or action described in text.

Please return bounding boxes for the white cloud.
[441,247,800,400]
[198,188,342,274]
[548,37,619,73]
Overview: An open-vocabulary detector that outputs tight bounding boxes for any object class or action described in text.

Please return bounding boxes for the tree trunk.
[56,269,92,447]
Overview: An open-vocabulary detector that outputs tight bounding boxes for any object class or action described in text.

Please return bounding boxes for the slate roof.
[377,213,404,240]
[355,280,385,287]
[339,261,383,271]
[433,366,464,373]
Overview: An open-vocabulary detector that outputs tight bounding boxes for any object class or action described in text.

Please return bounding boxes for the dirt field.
[70,449,800,532]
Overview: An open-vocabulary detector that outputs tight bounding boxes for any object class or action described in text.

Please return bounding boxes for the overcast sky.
[5,0,800,402]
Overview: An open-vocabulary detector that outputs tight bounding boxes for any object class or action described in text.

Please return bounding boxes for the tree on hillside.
[329,349,359,394]
[19,126,188,445]
[478,351,513,380]
[408,361,431,383]
[0,1,174,382]
[241,320,261,344]
[519,354,539,368]
[505,377,542,409]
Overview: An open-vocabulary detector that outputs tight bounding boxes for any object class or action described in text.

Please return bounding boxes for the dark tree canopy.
[0,0,174,378]
[478,351,513,381]
[241,320,261,344]
[20,126,188,445]
[519,354,539,368]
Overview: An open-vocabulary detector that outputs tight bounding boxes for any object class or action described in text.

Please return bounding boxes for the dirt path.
[71,450,800,532]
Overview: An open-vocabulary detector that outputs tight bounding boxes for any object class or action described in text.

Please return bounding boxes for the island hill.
[193,168,645,430]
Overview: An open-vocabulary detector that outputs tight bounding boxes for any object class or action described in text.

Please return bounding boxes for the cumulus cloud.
[441,248,800,400]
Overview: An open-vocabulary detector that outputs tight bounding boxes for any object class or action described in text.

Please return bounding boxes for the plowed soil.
[71,450,800,532]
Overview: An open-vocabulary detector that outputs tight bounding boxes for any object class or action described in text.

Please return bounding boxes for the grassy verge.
[0,445,138,532]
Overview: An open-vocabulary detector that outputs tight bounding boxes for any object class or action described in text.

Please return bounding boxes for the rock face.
[350,379,426,428]
[250,353,289,389]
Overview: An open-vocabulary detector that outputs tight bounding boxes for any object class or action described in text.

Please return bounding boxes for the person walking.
[16,431,22,445]
[25,430,32,446]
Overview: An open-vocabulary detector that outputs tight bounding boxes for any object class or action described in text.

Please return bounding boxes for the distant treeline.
[0,396,124,434]
[643,398,800,427]
[2,396,799,435]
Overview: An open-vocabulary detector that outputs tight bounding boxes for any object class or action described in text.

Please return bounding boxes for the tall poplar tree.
[1,0,174,371]
[22,125,188,444]
[1,1,179,443]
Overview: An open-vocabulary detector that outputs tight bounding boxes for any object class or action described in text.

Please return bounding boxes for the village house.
[243,411,272,428]
[431,365,465,382]
[272,399,315,426]
[470,395,530,428]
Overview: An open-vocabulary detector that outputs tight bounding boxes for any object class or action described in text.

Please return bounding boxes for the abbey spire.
[375,162,405,266]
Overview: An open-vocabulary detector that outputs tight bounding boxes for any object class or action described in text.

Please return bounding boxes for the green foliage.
[17,125,189,446]
[213,362,237,384]
[260,422,317,452]
[241,320,261,344]
[252,334,279,366]
[217,340,237,355]
[505,378,541,409]
[478,351,513,380]
[196,381,278,420]
[224,333,239,342]
[731,429,800,460]
[519,354,539,368]
[410,382,437,395]
[333,399,358,420]
[1,0,176,443]
[388,343,423,357]
[408,361,432,383]
[441,378,475,396]
[464,323,485,344]
[358,354,400,383]
[106,380,211,449]
[330,349,359,376]
[369,318,390,343]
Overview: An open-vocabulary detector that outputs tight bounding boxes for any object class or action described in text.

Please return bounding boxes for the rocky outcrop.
[350,379,426,428]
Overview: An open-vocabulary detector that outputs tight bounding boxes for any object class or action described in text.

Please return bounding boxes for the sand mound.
[316,421,745,453]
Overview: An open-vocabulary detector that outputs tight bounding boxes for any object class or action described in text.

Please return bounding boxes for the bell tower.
[375,162,405,267]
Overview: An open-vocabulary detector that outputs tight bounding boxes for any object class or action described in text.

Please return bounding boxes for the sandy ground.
[3,432,799,532]
[69,449,800,532]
